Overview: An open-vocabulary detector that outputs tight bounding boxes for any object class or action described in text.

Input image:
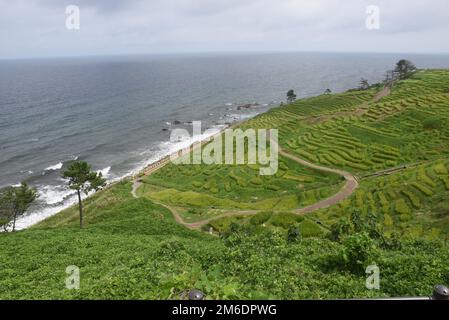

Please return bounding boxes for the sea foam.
[45,162,63,171]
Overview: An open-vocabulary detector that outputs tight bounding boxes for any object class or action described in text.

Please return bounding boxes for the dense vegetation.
[1,69,449,299]
[1,181,447,299]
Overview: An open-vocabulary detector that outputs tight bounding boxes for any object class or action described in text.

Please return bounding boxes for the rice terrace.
[2,66,449,300]
[137,68,449,239]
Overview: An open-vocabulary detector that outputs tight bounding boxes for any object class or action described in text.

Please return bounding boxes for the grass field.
[1,180,448,299]
[247,70,449,176]
[1,69,449,299]
[139,154,343,221]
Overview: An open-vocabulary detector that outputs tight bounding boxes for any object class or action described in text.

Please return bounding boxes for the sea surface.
[2,52,449,229]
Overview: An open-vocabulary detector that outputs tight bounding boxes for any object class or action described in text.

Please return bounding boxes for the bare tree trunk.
[77,189,83,229]
[12,210,17,232]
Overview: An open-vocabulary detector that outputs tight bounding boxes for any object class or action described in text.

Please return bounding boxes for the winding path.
[132,179,256,230]
[278,146,358,214]
[132,86,391,230]
[132,137,358,230]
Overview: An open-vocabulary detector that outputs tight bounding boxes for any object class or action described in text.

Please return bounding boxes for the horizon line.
[2,49,449,62]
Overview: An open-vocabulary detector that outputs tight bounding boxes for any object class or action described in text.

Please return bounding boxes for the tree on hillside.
[287,225,301,243]
[62,161,106,229]
[394,59,417,79]
[286,89,297,103]
[0,183,38,232]
[324,88,332,94]
[359,78,370,90]
[383,70,394,85]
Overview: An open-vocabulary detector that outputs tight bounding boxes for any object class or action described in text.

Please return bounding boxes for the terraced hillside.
[139,69,449,237]
[138,150,344,225]
[311,158,449,238]
[272,71,449,175]
[2,69,449,300]
[271,70,449,237]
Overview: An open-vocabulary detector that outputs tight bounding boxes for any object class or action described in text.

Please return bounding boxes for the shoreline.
[134,121,243,179]
[15,112,262,230]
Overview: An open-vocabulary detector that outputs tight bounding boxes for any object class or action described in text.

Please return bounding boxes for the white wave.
[226,112,259,121]
[45,162,63,171]
[97,166,111,178]
[14,194,78,230]
[15,118,257,230]
[14,175,114,230]
[37,184,75,205]
[122,124,227,179]
[225,102,233,106]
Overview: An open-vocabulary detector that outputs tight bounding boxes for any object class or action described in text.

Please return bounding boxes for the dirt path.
[131,86,391,230]
[131,180,141,199]
[132,137,358,230]
[170,208,257,230]
[132,171,257,229]
[277,146,358,214]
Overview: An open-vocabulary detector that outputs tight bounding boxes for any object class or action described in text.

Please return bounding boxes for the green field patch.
[269,212,305,229]
[400,189,421,209]
[299,220,325,238]
[249,211,273,225]
[148,189,246,209]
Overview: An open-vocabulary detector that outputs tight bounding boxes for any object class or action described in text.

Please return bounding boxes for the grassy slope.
[2,181,448,299]
[234,70,449,236]
[140,153,343,218]
[1,70,449,299]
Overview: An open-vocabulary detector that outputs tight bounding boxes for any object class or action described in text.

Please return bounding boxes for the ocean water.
[1,52,449,229]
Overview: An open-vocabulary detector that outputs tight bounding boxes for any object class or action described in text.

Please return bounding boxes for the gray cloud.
[0,0,448,59]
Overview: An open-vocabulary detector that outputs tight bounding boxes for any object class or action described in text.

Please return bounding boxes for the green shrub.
[250,211,272,225]
[270,212,304,229]
[299,220,324,238]
[339,232,379,274]
[287,225,301,243]
[329,218,352,241]
[208,217,235,233]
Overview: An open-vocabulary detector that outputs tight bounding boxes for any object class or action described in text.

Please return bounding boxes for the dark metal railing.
[379,284,449,301]
[187,285,449,300]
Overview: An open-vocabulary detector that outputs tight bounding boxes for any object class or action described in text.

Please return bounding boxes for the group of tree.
[0,183,37,232]
[286,88,332,101]
[0,161,105,232]
[384,59,417,85]
[356,60,417,92]
[359,78,370,90]
[286,89,297,103]
[284,60,416,104]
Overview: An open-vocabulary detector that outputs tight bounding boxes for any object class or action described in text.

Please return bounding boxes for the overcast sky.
[0,0,448,59]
